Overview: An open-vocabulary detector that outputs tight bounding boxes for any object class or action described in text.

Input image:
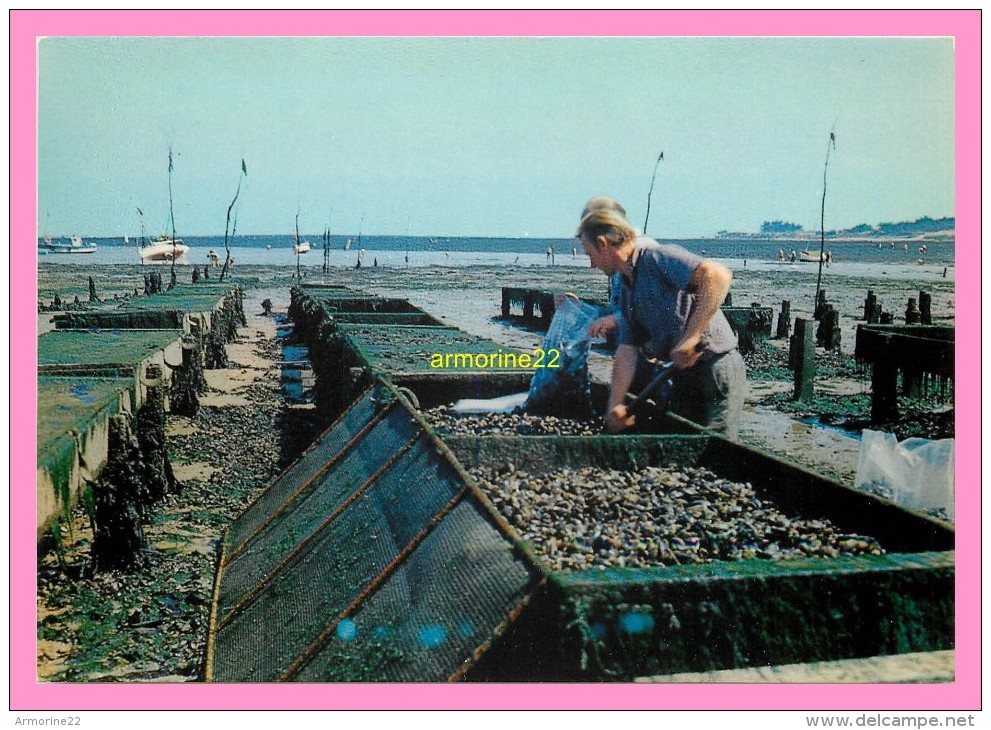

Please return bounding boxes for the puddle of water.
[738,406,862,484]
[280,342,314,404]
[798,415,867,440]
[281,344,309,363]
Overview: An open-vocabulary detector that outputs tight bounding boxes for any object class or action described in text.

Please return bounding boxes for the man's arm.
[605,343,639,433]
[671,259,732,369]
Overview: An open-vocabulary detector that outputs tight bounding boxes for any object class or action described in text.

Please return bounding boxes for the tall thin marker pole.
[643,150,664,235]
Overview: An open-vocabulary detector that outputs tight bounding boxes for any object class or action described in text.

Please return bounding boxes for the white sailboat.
[293,212,310,254]
[139,234,189,263]
[138,153,189,264]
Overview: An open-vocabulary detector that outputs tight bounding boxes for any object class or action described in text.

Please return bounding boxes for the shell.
[470,464,885,573]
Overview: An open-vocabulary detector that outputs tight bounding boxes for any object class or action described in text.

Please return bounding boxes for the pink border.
[12,10,980,711]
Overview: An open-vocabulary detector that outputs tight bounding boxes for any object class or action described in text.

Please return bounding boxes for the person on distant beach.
[778,249,785,263]
[575,207,746,438]
[789,249,797,264]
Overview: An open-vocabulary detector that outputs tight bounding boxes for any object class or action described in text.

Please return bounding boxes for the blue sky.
[37,36,954,238]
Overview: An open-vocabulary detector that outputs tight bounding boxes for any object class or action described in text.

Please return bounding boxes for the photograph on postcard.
[23,23,968,703]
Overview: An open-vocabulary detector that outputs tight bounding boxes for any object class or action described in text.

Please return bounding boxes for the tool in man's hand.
[626,339,706,415]
[626,360,678,416]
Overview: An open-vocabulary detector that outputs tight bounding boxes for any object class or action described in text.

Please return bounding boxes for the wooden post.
[814,290,828,320]
[137,364,179,509]
[776,300,791,339]
[905,297,920,324]
[919,290,932,325]
[501,289,511,318]
[821,307,842,351]
[793,318,815,402]
[816,306,829,348]
[540,293,555,330]
[523,292,535,320]
[170,335,202,417]
[862,290,876,321]
[205,328,230,370]
[871,349,900,423]
[91,414,146,571]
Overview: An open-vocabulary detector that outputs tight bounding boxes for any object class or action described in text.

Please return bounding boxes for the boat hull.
[43,245,97,254]
[139,240,190,263]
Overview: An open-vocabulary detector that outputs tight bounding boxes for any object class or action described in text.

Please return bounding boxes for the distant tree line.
[760,220,804,234]
[867,216,955,237]
[755,216,953,237]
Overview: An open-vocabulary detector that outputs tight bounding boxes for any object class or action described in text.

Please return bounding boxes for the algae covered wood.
[38,330,183,368]
[37,376,133,540]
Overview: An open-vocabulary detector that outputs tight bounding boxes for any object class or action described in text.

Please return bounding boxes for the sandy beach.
[34,260,954,681]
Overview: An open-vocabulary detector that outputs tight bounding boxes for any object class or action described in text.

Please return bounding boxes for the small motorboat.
[44,235,97,254]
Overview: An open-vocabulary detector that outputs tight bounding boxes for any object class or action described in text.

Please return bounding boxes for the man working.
[575,206,746,438]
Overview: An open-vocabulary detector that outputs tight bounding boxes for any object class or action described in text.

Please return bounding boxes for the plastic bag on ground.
[451,392,529,414]
[854,429,954,520]
[524,296,600,419]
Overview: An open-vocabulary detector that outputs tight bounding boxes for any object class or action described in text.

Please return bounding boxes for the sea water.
[36,233,956,273]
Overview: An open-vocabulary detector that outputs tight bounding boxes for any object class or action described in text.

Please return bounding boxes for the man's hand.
[588,315,617,339]
[553,291,580,307]
[671,333,704,369]
[605,404,635,433]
